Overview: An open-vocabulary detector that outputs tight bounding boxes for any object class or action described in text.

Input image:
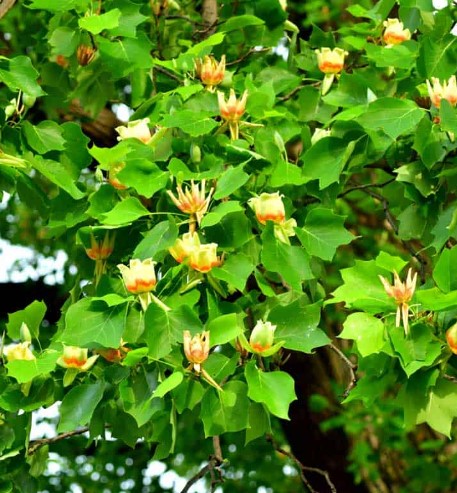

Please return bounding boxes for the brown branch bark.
[28,427,90,456]
[0,0,17,19]
[200,0,218,38]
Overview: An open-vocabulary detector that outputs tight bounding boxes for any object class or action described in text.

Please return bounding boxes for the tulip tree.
[1,0,457,491]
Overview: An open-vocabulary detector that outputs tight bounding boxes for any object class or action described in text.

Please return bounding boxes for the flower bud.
[6,342,35,362]
[20,323,32,343]
[57,346,98,371]
[250,321,276,353]
[446,323,457,355]
[117,259,157,294]
[248,192,286,225]
[196,55,226,91]
[382,18,411,47]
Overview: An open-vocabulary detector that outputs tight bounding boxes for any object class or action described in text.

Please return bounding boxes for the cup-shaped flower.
[311,128,331,145]
[315,47,348,74]
[167,180,214,225]
[250,321,276,353]
[169,232,201,263]
[183,330,210,373]
[196,55,226,91]
[85,231,115,261]
[57,346,98,371]
[218,89,248,123]
[6,342,35,362]
[118,258,157,294]
[427,76,457,109]
[96,341,130,363]
[115,118,152,144]
[382,18,411,47]
[248,192,286,225]
[446,323,457,355]
[189,243,220,273]
[379,268,417,335]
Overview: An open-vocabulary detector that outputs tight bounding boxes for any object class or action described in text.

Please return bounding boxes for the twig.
[28,427,90,455]
[266,434,337,493]
[226,47,271,66]
[180,436,225,493]
[338,178,396,198]
[328,343,358,399]
[153,65,183,83]
[444,374,457,383]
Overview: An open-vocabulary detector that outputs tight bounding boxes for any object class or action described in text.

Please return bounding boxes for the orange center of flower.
[383,33,407,45]
[63,357,86,368]
[126,279,156,294]
[319,61,343,74]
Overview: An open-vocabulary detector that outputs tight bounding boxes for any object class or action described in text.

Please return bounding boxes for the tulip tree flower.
[167,180,214,228]
[183,330,222,390]
[115,118,152,144]
[426,76,457,109]
[238,320,285,357]
[108,162,128,190]
[446,324,457,355]
[195,55,226,92]
[189,243,221,273]
[248,192,286,225]
[169,232,201,263]
[382,18,411,47]
[379,268,417,336]
[118,259,170,311]
[6,342,36,362]
[315,47,348,95]
[217,89,248,140]
[57,345,99,387]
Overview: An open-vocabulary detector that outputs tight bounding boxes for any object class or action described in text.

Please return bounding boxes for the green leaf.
[416,288,457,311]
[328,254,408,312]
[58,381,105,432]
[6,350,59,383]
[79,9,121,34]
[339,313,385,357]
[201,201,244,228]
[119,369,162,427]
[412,117,446,169]
[48,27,80,56]
[389,324,442,377]
[417,378,457,438]
[0,56,45,97]
[100,197,150,225]
[160,110,218,137]
[6,300,46,340]
[205,313,244,346]
[364,42,418,70]
[245,362,296,420]
[204,211,253,249]
[302,137,357,189]
[211,254,254,292]
[417,36,457,79]
[30,155,85,200]
[440,99,457,135]
[222,15,264,32]
[98,34,153,79]
[23,121,66,154]
[213,166,250,200]
[433,246,457,293]
[261,223,313,291]
[117,159,169,197]
[296,208,354,260]
[356,98,424,140]
[204,353,238,383]
[269,300,330,353]
[173,378,205,413]
[200,381,250,436]
[26,0,84,11]
[246,402,271,444]
[62,298,128,348]
[108,0,148,38]
[133,219,178,260]
[144,304,202,360]
[152,372,184,399]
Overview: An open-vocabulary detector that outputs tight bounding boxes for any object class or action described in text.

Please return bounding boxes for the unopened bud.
[77,44,96,66]
[446,323,457,355]
[20,323,32,343]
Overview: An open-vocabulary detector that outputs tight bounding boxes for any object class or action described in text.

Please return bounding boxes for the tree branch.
[266,434,337,493]
[28,427,90,456]
[199,0,218,38]
[180,435,224,493]
[328,343,358,399]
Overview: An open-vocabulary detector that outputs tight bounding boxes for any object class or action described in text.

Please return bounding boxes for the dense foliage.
[1,0,457,491]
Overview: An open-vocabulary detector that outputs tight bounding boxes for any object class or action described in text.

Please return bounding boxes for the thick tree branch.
[199,0,218,38]
[267,434,337,493]
[0,0,16,19]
